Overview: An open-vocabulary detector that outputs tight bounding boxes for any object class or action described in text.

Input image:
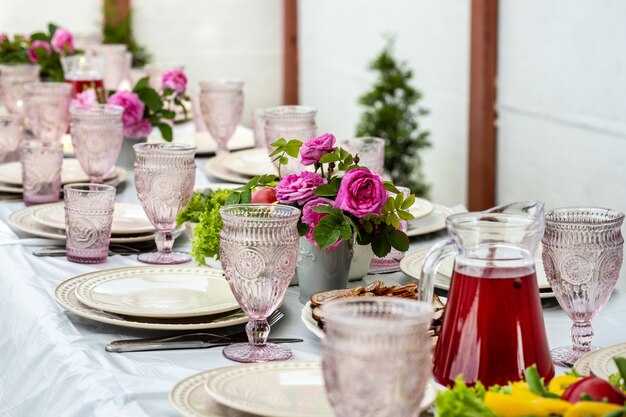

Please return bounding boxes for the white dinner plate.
[203,155,254,184]
[399,247,555,298]
[221,148,277,177]
[0,158,117,186]
[54,267,248,331]
[148,126,254,156]
[74,267,239,319]
[32,202,154,234]
[0,166,127,194]
[408,197,435,221]
[8,204,159,244]
[301,301,325,339]
[573,350,597,376]
[588,342,626,379]
[406,205,453,237]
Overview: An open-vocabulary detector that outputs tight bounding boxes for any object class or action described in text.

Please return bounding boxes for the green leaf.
[137,88,163,111]
[30,32,48,41]
[388,229,409,252]
[614,357,626,390]
[338,221,353,240]
[401,194,415,210]
[319,152,341,163]
[397,210,414,221]
[313,215,342,249]
[297,222,309,236]
[279,156,289,165]
[157,123,173,141]
[259,174,276,184]
[394,194,404,210]
[225,192,241,205]
[271,138,287,148]
[312,205,334,214]
[161,109,176,119]
[383,181,400,194]
[362,221,374,233]
[268,148,283,157]
[371,234,391,258]
[240,189,252,204]
[390,215,400,229]
[133,76,150,92]
[314,183,340,197]
[48,23,59,36]
[284,140,303,158]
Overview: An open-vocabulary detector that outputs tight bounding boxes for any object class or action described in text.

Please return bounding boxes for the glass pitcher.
[420,201,554,387]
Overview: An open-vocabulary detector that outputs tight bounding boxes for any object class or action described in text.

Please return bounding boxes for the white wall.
[133,0,284,126]
[0,0,100,35]
[298,0,470,206]
[497,0,626,214]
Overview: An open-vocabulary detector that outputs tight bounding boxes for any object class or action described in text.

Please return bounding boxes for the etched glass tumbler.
[0,114,23,163]
[0,64,40,114]
[20,140,63,205]
[24,82,72,143]
[199,80,244,155]
[64,184,116,264]
[70,104,124,183]
[134,143,196,264]
[370,186,410,273]
[322,298,434,417]
[219,204,300,362]
[542,207,625,367]
[340,137,385,175]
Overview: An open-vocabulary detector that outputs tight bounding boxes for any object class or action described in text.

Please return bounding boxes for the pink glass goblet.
[321,298,433,417]
[0,114,23,163]
[199,80,244,155]
[340,136,385,175]
[133,143,197,264]
[0,64,40,115]
[24,82,72,143]
[542,207,625,367]
[219,204,301,362]
[70,104,123,183]
[20,139,63,206]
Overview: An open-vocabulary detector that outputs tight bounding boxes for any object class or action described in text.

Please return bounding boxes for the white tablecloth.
[1,136,625,416]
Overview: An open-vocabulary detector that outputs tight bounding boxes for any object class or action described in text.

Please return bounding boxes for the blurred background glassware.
[199,80,244,155]
[20,139,63,205]
[190,90,207,132]
[93,44,130,91]
[64,183,116,264]
[321,297,433,417]
[340,136,385,175]
[542,207,625,367]
[252,108,266,149]
[23,82,72,144]
[70,104,124,183]
[369,186,410,273]
[219,204,300,362]
[61,55,106,101]
[71,32,103,55]
[264,105,316,175]
[0,114,23,163]
[133,143,196,264]
[144,63,185,90]
[0,64,40,115]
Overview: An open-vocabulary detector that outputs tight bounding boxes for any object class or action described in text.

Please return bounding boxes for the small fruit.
[561,376,626,405]
[251,187,277,204]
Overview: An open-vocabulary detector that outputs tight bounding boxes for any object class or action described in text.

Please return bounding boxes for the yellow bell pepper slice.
[530,398,572,415]
[563,401,622,417]
[511,381,541,400]
[484,392,550,417]
[549,375,581,396]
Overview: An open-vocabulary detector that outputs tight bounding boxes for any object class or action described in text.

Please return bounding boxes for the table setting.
[1,27,626,417]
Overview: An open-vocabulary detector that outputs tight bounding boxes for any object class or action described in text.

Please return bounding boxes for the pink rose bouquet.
[27,40,51,63]
[227,133,416,257]
[161,68,187,94]
[50,28,74,54]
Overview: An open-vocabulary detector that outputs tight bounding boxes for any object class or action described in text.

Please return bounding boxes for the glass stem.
[155,230,174,254]
[216,142,228,156]
[571,322,594,352]
[246,319,270,346]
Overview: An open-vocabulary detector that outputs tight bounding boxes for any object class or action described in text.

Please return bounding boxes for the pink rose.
[123,118,153,139]
[302,197,342,249]
[299,133,336,165]
[107,91,145,127]
[70,89,97,110]
[0,34,8,43]
[27,40,51,63]
[275,171,327,206]
[161,68,187,94]
[51,28,74,53]
[333,167,388,218]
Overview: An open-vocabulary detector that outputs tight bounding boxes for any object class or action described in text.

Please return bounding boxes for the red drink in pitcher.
[433,262,554,387]
[66,78,107,103]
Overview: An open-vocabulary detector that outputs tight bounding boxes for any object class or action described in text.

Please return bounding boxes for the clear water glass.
[24,82,72,143]
[0,114,23,163]
[199,80,244,155]
[340,136,385,175]
[264,105,316,175]
[252,108,266,149]
[20,140,63,205]
[542,207,624,367]
[93,44,130,90]
[0,64,40,114]
[70,104,124,183]
[134,143,196,264]
[370,186,410,273]
[219,204,301,362]
[64,183,116,264]
[322,297,433,417]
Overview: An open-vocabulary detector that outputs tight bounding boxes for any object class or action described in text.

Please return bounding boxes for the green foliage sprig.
[103,2,152,67]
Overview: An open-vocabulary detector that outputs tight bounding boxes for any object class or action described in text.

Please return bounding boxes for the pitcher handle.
[419,238,457,303]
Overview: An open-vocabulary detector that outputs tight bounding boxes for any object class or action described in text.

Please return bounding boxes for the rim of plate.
[409,197,435,221]
[0,166,127,194]
[0,159,118,186]
[74,267,239,319]
[573,349,599,376]
[406,205,453,237]
[588,342,626,379]
[203,155,251,184]
[148,127,254,156]
[221,148,277,177]
[53,266,248,331]
[301,301,324,339]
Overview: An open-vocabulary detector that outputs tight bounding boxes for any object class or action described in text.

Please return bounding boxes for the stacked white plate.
[169,361,437,417]
[149,126,255,156]
[203,148,278,184]
[54,265,247,331]
[573,342,626,377]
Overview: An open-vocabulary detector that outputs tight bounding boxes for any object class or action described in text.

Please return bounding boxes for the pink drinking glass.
[0,64,40,114]
[199,80,244,155]
[370,186,410,273]
[23,82,72,143]
[64,183,116,264]
[70,104,124,183]
[20,140,63,205]
[93,44,130,91]
[542,207,625,367]
[219,204,300,362]
[321,298,433,417]
[0,114,23,163]
[134,143,196,264]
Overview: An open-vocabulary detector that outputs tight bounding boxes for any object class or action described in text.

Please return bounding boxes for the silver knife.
[106,337,303,353]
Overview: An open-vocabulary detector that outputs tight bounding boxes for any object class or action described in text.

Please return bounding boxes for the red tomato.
[251,187,277,204]
[561,376,626,405]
